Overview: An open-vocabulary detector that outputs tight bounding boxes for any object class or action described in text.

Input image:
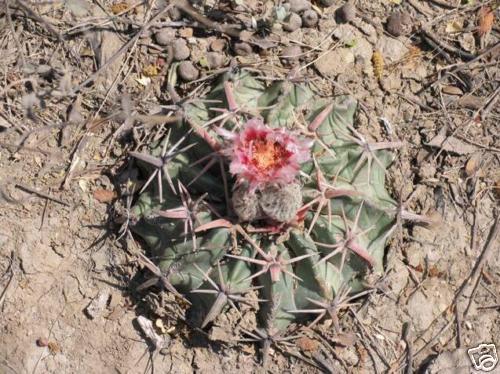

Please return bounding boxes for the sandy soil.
[1,0,499,373]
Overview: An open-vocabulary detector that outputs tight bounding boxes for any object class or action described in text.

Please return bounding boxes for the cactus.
[130,70,407,345]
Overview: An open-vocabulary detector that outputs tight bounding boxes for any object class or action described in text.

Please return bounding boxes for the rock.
[354,37,373,64]
[336,2,356,23]
[380,72,402,92]
[208,326,233,342]
[406,291,435,332]
[389,260,409,295]
[458,32,476,53]
[154,28,176,46]
[314,47,354,77]
[95,29,126,88]
[288,0,311,13]
[283,13,302,32]
[320,0,336,6]
[377,35,409,63]
[402,63,427,81]
[136,316,169,350]
[457,95,483,110]
[342,346,360,366]
[406,279,453,332]
[168,6,182,21]
[412,224,437,244]
[234,42,253,56]
[178,61,199,81]
[418,162,437,180]
[280,45,302,65]
[386,11,412,37]
[67,0,91,17]
[359,22,377,41]
[172,39,190,61]
[302,10,319,27]
[210,38,226,52]
[333,25,373,64]
[85,289,110,319]
[206,52,225,69]
[424,348,484,374]
[472,313,499,344]
[426,132,478,155]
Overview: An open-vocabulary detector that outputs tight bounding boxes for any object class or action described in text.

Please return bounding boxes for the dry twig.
[15,183,68,206]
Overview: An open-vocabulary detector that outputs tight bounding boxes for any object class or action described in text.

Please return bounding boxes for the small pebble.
[288,0,311,13]
[210,39,226,52]
[234,42,253,56]
[206,52,225,69]
[302,10,319,27]
[281,45,302,66]
[172,39,190,61]
[36,337,49,347]
[283,13,302,32]
[178,61,199,81]
[386,11,412,37]
[336,2,356,23]
[167,6,182,21]
[178,27,193,38]
[154,28,176,46]
[320,0,336,6]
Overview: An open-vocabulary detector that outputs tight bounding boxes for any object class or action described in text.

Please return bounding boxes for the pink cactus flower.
[220,119,312,190]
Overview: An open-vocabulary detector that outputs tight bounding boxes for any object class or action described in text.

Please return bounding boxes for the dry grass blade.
[14,183,68,206]
[477,6,494,37]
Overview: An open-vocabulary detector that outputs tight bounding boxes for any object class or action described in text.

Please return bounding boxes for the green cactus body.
[131,71,398,336]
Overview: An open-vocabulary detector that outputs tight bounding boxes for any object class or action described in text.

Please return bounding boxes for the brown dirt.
[1,0,499,373]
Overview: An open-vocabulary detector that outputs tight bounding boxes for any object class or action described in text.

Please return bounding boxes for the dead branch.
[173,0,242,38]
[454,212,500,306]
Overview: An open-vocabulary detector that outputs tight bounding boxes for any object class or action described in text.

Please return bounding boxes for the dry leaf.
[441,85,463,95]
[333,332,358,347]
[445,20,462,33]
[428,265,445,278]
[296,337,319,352]
[47,341,61,355]
[465,153,481,177]
[110,2,129,14]
[93,189,117,203]
[427,132,478,155]
[477,6,494,37]
[457,95,483,110]
[142,64,159,77]
[405,45,421,64]
[494,179,500,199]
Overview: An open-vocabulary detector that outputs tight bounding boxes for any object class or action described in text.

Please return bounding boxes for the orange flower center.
[251,139,289,171]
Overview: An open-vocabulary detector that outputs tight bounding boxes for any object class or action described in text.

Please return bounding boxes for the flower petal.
[226,119,312,190]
